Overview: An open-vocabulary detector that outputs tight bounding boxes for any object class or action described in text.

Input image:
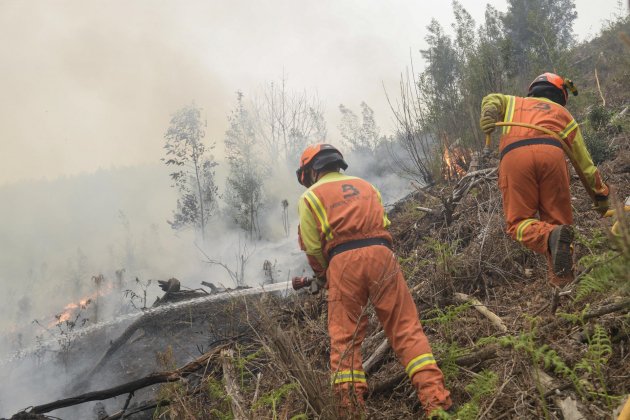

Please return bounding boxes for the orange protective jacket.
[481,94,609,199]
[297,172,391,277]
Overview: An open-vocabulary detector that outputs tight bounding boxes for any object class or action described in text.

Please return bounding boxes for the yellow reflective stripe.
[502,96,516,135]
[405,353,436,377]
[304,191,333,241]
[516,218,537,242]
[559,119,578,139]
[332,370,367,384]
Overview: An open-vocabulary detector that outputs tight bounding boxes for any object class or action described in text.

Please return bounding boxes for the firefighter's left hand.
[480,107,499,134]
[309,275,326,295]
[594,195,609,216]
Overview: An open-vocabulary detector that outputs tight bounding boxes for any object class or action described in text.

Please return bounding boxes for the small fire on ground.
[442,146,470,180]
[51,275,113,326]
[55,298,93,324]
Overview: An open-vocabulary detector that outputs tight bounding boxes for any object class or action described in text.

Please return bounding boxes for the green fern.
[253,383,298,419]
[576,252,618,300]
[432,341,468,381]
[451,370,498,420]
[575,324,614,405]
[424,302,472,339]
[425,237,461,274]
[424,302,472,325]
[557,305,590,324]
[482,330,584,397]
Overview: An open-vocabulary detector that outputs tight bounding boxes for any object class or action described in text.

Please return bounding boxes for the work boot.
[548,225,574,277]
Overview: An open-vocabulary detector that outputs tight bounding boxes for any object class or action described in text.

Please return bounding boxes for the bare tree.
[198,239,254,288]
[386,66,439,186]
[252,75,327,165]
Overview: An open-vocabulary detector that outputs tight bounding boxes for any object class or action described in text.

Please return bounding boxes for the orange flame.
[442,146,469,179]
[55,298,92,324]
[52,278,114,326]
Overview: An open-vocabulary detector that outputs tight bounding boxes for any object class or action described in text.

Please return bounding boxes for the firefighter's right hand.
[480,107,499,134]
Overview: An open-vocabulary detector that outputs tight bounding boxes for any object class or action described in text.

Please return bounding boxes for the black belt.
[500,137,563,160]
[328,237,392,259]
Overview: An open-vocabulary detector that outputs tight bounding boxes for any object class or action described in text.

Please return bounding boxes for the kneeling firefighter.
[480,72,610,287]
[295,143,452,417]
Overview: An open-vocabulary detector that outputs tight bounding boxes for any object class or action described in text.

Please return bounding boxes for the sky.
[0,0,626,186]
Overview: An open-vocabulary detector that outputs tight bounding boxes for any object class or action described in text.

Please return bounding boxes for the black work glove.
[309,275,326,295]
[594,194,609,216]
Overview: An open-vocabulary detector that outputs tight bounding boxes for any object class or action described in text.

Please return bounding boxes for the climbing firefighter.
[295,143,452,417]
[480,72,610,286]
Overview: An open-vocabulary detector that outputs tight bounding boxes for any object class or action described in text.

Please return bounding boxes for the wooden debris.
[535,368,587,420]
[370,345,499,397]
[221,349,248,420]
[363,338,390,374]
[454,292,508,333]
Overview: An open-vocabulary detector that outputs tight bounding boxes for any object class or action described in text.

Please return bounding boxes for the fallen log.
[23,344,227,415]
[369,345,499,397]
[75,291,259,392]
[454,292,508,333]
[363,294,505,375]
[364,338,390,374]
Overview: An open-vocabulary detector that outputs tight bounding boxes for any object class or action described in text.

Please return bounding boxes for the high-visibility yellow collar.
[527,96,557,105]
[310,171,356,189]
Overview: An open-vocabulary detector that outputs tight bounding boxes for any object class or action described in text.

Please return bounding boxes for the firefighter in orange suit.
[295,144,452,417]
[480,73,609,286]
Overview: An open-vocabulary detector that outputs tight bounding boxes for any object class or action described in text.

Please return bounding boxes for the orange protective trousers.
[498,145,573,285]
[326,244,451,415]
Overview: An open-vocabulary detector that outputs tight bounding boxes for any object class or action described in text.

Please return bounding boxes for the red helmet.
[296,143,348,186]
[527,72,578,105]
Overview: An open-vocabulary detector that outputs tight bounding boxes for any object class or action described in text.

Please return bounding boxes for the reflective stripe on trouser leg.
[515,218,537,242]
[405,353,437,378]
[365,247,451,413]
[499,145,571,256]
[327,249,369,396]
[331,370,367,384]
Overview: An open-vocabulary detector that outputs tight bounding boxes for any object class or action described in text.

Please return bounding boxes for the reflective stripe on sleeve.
[516,218,537,242]
[331,370,367,384]
[304,191,333,241]
[559,119,578,139]
[502,96,516,135]
[405,353,437,378]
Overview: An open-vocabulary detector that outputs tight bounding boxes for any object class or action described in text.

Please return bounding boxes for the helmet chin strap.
[304,168,325,188]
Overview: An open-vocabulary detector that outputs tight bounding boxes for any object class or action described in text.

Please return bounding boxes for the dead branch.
[24,344,227,415]
[369,345,499,397]
[102,399,171,420]
[594,67,606,107]
[540,298,630,335]
[454,292,508,333]
[363,338,390,374]
[221,349,248,420]
[535,368,587,420]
